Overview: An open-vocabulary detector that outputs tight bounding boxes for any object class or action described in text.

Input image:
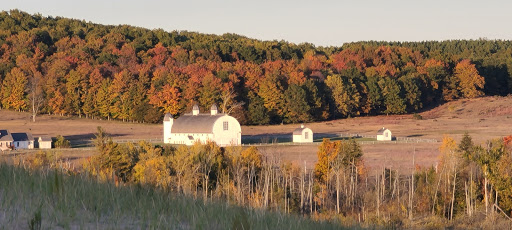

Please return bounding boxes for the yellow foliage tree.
[454,59,485,98]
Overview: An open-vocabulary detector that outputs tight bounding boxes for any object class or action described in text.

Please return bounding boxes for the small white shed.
[376,127,392,141]
[38,136,52,149]
[293,124,313,143]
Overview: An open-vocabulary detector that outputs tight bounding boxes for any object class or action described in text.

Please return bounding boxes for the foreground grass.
[0,162,347,229]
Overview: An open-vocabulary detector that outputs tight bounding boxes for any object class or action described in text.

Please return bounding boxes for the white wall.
[212,116,241,146]
[0,141,12,151]
[14,141,34,149]
[163,119,173,144]
[39,141,52,149]
[168,133,214,146]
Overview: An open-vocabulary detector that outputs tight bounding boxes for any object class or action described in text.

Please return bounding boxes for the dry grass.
[1,96,511,174]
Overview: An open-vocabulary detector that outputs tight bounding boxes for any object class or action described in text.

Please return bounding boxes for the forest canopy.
[0,10,511,124]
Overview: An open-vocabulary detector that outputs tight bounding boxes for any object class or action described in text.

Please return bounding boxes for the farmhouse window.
[305,132,309,139]
[223,121,229,131]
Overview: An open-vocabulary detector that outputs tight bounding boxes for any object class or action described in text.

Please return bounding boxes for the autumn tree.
[325,75,360,118]
[148,84,182,115]
[1,67,27,111]
[454,59,485,98]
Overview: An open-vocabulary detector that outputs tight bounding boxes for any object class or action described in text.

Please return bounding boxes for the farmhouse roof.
[0,130,13,142]
[172,114,225,134]
[12,133,34,142]
[377,127,389,135]
[39,136,52,142]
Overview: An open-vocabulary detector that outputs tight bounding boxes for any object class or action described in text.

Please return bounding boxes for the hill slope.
[0,162,343,229]
[0,10,511,126]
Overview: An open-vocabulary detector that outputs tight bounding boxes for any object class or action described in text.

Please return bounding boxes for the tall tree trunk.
[450,169,457,220]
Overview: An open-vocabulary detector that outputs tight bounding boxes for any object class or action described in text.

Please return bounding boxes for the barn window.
[223,121,229,131]
[305,132,309,139]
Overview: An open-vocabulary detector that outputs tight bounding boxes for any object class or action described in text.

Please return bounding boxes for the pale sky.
[2,0,512,47]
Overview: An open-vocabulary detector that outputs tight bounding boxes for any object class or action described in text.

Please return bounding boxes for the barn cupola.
[301,124,304,128]
[192,104,200,116]
[210,104,218,115]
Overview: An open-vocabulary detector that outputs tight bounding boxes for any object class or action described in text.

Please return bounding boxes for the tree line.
[0,10,511,124]
[23,127,511,228]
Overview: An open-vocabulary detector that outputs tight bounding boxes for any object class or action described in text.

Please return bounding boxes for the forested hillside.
[1,10,511,124]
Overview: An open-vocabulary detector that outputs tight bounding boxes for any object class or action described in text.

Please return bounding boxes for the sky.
[2,0,512,47]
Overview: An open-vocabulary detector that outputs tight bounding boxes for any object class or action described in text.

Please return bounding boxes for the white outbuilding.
[293,124,313,143]
[376,127,392,141]
[38,136,53,149]
[163,104,242,147]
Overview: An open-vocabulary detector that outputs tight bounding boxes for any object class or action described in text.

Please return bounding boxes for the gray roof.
[377,127,389,135]
[172,114,225,133]
[12,133,34,142]
[293,125,311,135]
[164,113,173,121]
[0,130,13,142]
[39,136,52,142]
[293,127,306,135]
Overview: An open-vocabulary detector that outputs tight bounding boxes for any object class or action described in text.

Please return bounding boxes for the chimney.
[192,104,199,115]
[210,104,218,115]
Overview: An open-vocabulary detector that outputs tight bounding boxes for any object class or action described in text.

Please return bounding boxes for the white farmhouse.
[163,104,242,147]
[376,127,392,141]
[0,130,13,151]
[12,133,34,149]
[293,124,313,143]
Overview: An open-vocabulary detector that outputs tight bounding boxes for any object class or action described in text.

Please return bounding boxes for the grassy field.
[1,96,511,174]
[0,162,347,230]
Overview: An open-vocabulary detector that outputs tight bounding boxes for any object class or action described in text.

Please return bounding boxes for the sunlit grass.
[0,162,347,229]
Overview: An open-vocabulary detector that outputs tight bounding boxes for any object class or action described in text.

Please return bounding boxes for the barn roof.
[293,128,305,135]
[12,133,34,142]
[0,130,13,142]
[377,127,389,135]
[172,114,226,133]
[39,136,52,142]
[293,125,311,135]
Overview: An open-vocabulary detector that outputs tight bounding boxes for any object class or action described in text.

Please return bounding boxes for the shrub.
[413,113,423,120]
[54,135,70,148]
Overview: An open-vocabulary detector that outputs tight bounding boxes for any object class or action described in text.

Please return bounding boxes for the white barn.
[293,124,313,143]
[12,133,34,149]
[376,127,392,141]
[163,104,242,147]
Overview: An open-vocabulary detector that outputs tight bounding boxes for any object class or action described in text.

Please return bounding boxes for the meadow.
[0,161,345,229]
[1,96,511,174]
